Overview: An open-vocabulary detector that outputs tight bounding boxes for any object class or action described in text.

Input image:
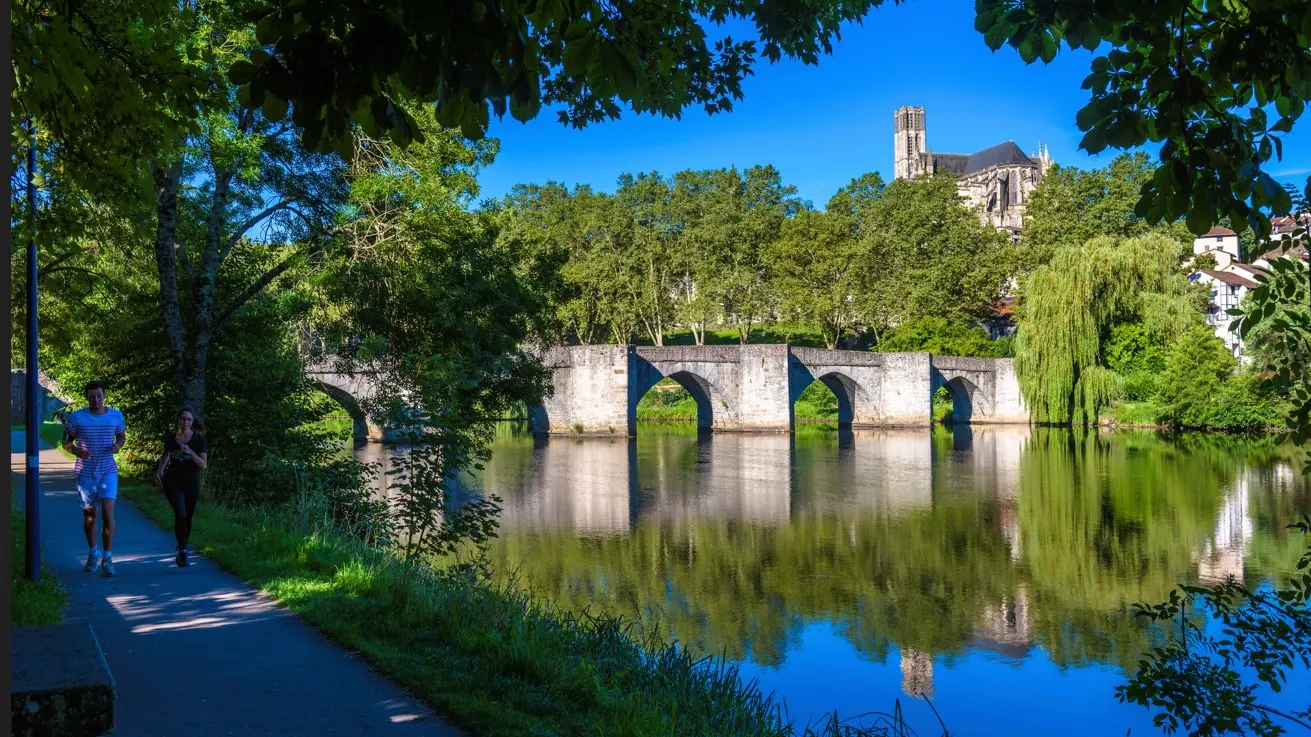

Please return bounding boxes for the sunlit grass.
[119,479,940,737]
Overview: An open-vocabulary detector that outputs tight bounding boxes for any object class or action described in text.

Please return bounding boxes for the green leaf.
[255,15,282,45]
[229,60,257,84]
[1186,204,1213,235]
[262,92,288,122]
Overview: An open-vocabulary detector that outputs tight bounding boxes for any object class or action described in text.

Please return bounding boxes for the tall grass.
[120,479,946,737]
[10,485,68,627]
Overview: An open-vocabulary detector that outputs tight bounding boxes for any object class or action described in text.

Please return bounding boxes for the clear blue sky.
[476,0,1310,208]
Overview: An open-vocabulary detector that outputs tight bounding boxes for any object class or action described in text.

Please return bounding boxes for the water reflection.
[362,423,1310,735]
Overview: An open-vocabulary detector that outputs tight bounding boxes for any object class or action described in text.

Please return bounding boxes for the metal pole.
[25,115,40,581]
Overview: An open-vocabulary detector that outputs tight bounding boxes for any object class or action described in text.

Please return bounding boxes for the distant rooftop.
[932,141,1037,177]
[1198,268,1258,289]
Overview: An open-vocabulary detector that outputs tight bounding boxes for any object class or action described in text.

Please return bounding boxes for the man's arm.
[61,421,86,458]
[111,428,125,454]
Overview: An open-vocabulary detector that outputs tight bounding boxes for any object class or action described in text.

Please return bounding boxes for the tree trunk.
[822,320,839,350]
[151,161,189,403]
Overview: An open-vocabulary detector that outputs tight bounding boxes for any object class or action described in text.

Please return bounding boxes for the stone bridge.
[529,345,1027,436]
[304,360,386,442]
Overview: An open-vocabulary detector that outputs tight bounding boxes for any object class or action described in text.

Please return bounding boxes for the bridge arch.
[930,361,997,424]
[305,361,386,443]
[634,359,740,431]
[792,371,877,427]
[309,379,383,443]
[941,376,978,423]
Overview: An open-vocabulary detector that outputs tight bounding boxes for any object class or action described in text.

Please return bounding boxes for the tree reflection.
[482,425,1310,678]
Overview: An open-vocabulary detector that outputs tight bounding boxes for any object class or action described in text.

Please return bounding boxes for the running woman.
[154,407,208,567]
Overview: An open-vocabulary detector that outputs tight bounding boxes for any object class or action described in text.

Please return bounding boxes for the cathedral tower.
[893,106,928,180]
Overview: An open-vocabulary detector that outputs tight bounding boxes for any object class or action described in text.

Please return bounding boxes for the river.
[354,422,1311,735]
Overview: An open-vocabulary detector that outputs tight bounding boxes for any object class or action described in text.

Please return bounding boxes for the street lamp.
[25,116,40,581]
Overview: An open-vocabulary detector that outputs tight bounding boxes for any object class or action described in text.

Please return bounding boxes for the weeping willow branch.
[1015,233,1200,424]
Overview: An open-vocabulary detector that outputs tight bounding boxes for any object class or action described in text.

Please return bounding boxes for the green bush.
[1155,326,1282,430]
[1104,322,1167,401]
[877,316,1010,358]
[796,381,839,419]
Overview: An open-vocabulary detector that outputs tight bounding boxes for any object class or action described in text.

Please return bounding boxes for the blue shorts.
[77,473,119,509]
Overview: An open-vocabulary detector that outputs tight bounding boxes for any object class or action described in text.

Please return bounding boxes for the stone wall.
[10,371,67,425]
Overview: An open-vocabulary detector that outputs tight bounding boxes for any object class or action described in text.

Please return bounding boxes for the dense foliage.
[311,107,550,562]
[1020,153,1192,270]
[501,170,1015,350]
[1014,233,1201,424]
[1155,327,1282,432]
[877,317,1013,358]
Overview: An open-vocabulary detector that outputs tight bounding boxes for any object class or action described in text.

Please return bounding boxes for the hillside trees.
[769,206,864,349]
[1020,153,1193,270]
[861,175,1015,328]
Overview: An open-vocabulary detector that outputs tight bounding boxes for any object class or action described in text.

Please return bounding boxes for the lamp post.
[25,116,40,581]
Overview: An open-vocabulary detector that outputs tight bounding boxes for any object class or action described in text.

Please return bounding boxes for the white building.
[1186,215,1309,361]
[1189,268,1257,358]
[1191,226,1241,268]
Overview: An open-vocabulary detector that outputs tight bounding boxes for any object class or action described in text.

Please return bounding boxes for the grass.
[118,479,936,737]
[1100,401,1164,428]
[11,422,68,451]
[10,481,68,627]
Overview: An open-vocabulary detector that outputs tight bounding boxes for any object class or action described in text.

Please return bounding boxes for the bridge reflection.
[470,425,1033,537]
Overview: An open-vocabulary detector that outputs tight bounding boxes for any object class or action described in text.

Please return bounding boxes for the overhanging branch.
[212,252,301,328]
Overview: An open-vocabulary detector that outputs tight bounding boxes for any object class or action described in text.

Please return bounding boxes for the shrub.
[877,316,1010,358]
[1155,326,1283,430]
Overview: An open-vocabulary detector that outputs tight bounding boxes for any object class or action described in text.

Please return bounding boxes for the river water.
[355,422,1311,735]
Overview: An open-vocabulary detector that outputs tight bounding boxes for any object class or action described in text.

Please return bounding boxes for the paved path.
[13,448,462,736]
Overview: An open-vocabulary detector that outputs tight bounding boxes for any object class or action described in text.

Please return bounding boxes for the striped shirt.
[64,407,126,477]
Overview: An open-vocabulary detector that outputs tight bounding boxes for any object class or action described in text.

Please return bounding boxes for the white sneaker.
[100,555,116,577]
[84,550,102,572]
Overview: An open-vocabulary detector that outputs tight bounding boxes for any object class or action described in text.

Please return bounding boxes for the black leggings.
[164,484,200,548]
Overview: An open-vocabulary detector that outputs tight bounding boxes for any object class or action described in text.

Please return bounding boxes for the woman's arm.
[183,441,208,470]
[154,452,170,485]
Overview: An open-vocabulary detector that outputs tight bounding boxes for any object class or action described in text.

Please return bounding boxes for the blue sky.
[476,0,1310,208]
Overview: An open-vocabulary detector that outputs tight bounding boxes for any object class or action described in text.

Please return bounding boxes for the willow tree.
[1015,233,1201,424]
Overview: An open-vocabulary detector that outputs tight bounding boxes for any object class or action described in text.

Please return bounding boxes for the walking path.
[12,447,462,736]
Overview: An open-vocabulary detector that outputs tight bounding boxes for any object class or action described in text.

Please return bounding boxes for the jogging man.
[62,380,127,577]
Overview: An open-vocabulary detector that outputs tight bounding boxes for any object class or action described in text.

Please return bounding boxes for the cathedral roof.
[932,141,1037,176]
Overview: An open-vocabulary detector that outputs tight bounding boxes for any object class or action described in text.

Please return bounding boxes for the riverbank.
[118,479,917,737]
[1097,401,1293,432]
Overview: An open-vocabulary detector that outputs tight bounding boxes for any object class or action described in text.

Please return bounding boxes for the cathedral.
[892,106,1052,230]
